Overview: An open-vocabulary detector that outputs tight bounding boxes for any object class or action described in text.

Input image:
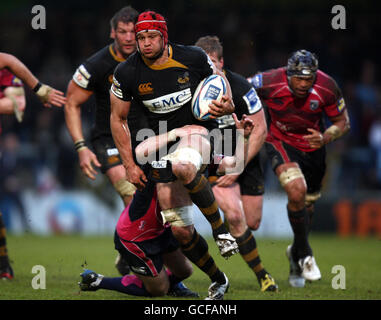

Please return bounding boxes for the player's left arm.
[304,109,350,149]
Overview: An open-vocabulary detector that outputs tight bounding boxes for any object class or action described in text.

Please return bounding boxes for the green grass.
[1,234,380,300]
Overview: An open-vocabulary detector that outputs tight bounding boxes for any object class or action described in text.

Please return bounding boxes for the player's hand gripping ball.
[191,74,227,121]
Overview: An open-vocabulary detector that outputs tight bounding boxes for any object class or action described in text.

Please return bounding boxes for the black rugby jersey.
[111,43,218,134]
[215,69,262,155]
[73,44,145,139]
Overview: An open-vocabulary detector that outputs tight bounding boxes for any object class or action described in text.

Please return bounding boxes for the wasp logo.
[138,82,154,95]
[178,73,190,84]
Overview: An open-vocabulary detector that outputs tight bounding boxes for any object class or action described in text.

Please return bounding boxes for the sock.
[184,173,228,238]
[181,230,226,284]
[235,228,267,280]
[99,275,151,296]
[287,207,312,260]
[0,212,10,269]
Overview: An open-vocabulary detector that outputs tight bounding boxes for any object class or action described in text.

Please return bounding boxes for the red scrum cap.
[135,11,168,46]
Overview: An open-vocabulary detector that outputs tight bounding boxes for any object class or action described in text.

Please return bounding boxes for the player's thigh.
[105,164,126,184]
[212,182,243,220]
[156,180,192,210]
[162,248,193,279]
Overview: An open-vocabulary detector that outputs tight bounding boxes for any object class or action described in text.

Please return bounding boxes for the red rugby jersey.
[253,67,346,152]
[116,182,168,242]
[0,69,23,99]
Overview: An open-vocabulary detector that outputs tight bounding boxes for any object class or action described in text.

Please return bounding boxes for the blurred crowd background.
[0,0,380,232]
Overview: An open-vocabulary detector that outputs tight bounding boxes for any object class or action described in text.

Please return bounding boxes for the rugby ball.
[191,74,227,121]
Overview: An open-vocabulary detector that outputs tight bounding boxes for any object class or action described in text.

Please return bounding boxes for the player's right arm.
[110,93,147,190]
[64,80,101,180]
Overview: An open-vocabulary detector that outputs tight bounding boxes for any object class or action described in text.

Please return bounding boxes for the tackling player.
[78,179,198,298]
[248,50,350,287]
[110,11,237,300]
[195,36,277,292]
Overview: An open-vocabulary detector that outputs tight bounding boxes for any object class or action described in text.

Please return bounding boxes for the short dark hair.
[110,6,139,30]
[195,36,223,59]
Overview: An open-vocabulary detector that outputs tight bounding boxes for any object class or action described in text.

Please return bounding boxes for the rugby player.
[0,53,66,279]
[195,36,277,292]
[64,6,144,208]
[78,179,198,298]
[248,50,350,287]
[110,11,237,300]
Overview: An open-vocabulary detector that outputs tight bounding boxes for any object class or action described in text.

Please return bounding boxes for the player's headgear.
[135,11,168,46]
[286,50,318,77]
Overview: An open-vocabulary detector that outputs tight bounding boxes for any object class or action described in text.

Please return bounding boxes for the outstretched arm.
[0,52,66,107]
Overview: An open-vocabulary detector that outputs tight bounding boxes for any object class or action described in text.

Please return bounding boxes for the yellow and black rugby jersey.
[112,43,217,134]
[73,44,147,139]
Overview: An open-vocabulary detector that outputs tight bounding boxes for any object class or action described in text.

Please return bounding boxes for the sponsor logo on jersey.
[310,100,319,111]
[11,76,22,86]
[142,89,192,114]
[177,72,190,84]
[243,87,262,114]
[217,114,235,129]
[138,82,154,95]
[252,74,263,89]
[73,68,90,88]
[337,97,345,112]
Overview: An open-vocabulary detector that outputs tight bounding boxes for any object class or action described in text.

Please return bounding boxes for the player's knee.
[171,162,197,183]
[148,280,170,297]
[247,217,261,231]
[170,225,195,245]
[225,208,244,230]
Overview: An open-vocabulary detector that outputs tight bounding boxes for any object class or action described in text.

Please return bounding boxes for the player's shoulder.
[84,44,119,70]
[0,68,23,87]
[115,50,139,75]
[251,67,286,89]
[315,70,340,93]
[225,69,252,92]
[171,43,208,63]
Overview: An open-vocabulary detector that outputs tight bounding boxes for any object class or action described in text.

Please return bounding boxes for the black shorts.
[206,154,264,196]
[265,136,326,194]
[237,155,265,196]
[114,228,179,277]
[91,135,122,174]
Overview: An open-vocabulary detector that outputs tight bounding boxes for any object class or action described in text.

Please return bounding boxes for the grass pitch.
[1,233,380,300]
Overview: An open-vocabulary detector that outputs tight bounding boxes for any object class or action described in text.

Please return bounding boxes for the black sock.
[181,230,225,284]
[184,173,227,238]
[235,228,266,280]
[287,207,312,260]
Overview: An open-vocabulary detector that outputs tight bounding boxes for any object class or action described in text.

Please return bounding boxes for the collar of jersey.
[141,45,188,70]
[109,44,125,63]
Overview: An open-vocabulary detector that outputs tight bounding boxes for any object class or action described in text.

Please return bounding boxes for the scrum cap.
[135,11,168,45]
[286,49,318,77]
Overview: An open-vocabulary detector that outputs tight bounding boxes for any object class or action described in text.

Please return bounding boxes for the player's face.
[207,52,224,72]
[112,22,136,58]
[136,31,164,60]
[289,75,315,98]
